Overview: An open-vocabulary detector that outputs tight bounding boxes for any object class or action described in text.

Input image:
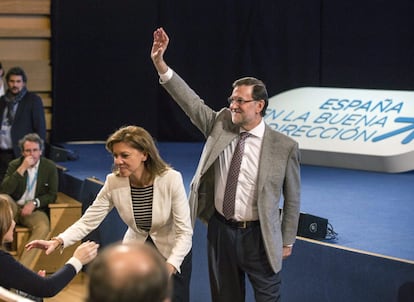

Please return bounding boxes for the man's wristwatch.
[32,199,39,208]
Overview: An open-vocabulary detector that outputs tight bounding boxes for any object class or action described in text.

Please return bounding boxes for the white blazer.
[58,168,193,271]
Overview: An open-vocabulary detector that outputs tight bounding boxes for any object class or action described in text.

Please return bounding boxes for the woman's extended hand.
[25,239,60,255]
[166,262,177,277]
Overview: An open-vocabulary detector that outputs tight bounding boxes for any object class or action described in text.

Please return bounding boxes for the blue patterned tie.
[223,132,251,220]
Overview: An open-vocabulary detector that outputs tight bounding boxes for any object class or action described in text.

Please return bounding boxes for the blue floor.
[57,142,414,301]
[300,165,414,261]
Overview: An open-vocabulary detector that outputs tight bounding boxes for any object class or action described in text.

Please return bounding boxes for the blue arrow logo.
[372,117,414,144]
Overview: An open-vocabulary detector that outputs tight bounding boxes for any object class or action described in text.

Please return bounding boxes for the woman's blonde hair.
[106,126,170,179]
[0,198,13,247]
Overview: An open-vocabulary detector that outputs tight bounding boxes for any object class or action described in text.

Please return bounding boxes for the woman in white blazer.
[26,125,193,302]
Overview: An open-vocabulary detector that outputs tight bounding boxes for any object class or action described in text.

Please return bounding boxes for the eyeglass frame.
[227,97,258,106]
[23,148,41,154]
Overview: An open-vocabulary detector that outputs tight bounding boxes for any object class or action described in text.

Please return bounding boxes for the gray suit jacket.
[162,72,301,273]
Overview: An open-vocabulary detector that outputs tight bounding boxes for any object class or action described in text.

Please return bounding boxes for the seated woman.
[0,197,99,298]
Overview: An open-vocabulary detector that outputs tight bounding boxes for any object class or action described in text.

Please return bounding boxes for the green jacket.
[0,156,58,211]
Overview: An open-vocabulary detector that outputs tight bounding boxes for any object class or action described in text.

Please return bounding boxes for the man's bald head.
[87,242,170,302]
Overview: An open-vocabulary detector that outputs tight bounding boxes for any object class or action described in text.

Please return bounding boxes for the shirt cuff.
[159,67,173,83]
[66,257,83,273]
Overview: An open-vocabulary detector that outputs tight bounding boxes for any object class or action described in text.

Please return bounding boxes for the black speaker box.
[297,213,328,240]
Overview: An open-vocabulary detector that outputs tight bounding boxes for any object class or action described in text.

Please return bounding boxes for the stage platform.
[54,142,414,302]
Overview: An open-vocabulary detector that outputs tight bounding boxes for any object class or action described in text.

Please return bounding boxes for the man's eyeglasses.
[227,98,256,106]
[23,148,40,153]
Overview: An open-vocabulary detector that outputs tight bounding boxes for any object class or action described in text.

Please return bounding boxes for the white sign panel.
[264,87,414,173]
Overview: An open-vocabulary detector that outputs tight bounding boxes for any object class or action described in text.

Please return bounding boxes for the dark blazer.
[0,249,77,297]
[162,72,301,273]
[0,92,46,156]
[0,156,58,211]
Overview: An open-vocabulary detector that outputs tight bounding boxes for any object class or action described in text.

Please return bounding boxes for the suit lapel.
[13,96,25,123]
[203,132,236,172]
[201,119,239,174]
[257,126,278,193]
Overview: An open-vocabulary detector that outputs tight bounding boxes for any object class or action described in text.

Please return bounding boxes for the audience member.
[0,66,46,183]
[26,125,193,302]
[151,28,301,302]
[87,241,171,302]
[0,197,99,298]
[0,133,58,269]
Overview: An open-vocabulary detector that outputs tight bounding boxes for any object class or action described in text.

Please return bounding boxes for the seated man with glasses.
[0,133,58,269]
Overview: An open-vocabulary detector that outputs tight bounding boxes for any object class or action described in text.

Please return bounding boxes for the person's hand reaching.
[25,239,60,255]
[72,241,99,265]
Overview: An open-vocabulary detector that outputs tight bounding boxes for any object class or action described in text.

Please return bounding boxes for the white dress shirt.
[215,121,265,221]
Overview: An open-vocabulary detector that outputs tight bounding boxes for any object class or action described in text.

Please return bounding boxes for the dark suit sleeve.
[31,94,47,141]
[10,92,47,157]
[0,158,26,199]
[0,250,76,297]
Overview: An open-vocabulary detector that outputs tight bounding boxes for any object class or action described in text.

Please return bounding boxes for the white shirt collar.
[241,119,265,138]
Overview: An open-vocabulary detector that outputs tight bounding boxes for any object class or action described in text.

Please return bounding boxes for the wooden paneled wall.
[0,0,52,139]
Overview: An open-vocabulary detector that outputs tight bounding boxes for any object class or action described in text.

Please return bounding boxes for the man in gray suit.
[151,28,301,301]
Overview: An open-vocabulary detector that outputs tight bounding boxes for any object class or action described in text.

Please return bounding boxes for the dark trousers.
[172,249,192,302]
[146,236,192,302]
[207,213,281,302]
